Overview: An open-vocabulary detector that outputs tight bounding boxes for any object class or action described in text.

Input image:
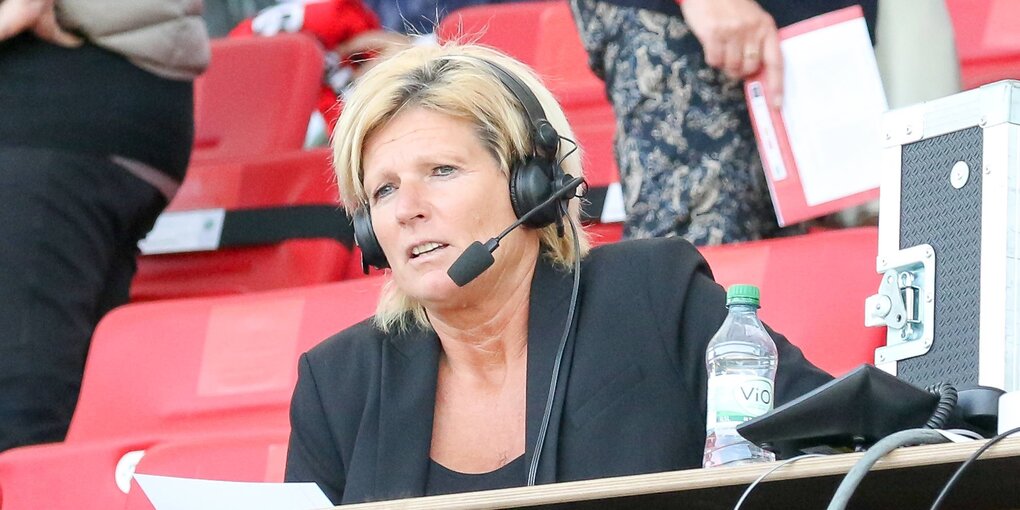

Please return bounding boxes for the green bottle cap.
[726,284,760,307]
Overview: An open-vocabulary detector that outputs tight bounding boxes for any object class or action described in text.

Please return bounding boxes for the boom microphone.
[447,239,497,287]
[447,175,586,287]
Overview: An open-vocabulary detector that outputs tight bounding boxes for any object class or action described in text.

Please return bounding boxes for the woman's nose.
[394,179,428,225]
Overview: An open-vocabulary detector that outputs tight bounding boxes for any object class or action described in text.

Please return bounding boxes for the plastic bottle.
[703,284,778,468]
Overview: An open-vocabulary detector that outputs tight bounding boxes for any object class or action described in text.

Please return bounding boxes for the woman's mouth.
[409,242,448,259]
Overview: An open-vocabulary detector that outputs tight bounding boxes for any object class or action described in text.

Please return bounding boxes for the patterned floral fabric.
[570,0,801,245]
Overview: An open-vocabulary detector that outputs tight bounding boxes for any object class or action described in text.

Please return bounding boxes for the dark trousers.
[0,146,166,452]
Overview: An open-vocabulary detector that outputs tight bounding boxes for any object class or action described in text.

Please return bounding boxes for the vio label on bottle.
[706,375,774,428]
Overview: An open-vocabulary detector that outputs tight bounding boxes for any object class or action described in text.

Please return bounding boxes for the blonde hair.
[332,43,590,332]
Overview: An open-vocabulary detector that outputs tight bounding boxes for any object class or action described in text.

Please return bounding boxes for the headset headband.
[449,55,559,160]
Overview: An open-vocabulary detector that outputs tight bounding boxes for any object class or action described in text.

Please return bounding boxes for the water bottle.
[703,284,778,468]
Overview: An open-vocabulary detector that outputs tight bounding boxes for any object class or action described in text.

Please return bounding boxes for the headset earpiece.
[352,206,388,273]
[533,120,560,160]
[509,157,560,228]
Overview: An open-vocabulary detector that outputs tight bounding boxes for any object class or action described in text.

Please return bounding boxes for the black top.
[0,34,195,180]
[285,237,833,505]
[425,455,526,496]
[595,0,879,39]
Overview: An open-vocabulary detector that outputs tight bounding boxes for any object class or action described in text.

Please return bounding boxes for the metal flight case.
[865,80,1020,392]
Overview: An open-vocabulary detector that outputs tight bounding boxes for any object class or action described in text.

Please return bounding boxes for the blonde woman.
[285,42,830,504]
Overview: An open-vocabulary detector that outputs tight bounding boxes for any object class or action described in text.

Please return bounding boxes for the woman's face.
[361,107,537,308]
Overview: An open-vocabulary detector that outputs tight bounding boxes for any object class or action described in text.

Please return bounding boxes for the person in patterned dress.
[569,0,877,244]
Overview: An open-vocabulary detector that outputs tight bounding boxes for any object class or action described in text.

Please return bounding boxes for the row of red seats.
[131,149,368,301]
[130,34,357,302]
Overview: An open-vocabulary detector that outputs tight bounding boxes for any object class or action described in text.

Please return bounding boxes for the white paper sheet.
[134,474,334,510]
[780,16,888,206]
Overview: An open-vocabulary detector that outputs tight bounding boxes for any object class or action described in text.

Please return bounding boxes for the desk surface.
[339,437,1020,509]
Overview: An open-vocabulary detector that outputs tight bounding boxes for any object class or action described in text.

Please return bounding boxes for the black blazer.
[285,237,832,504]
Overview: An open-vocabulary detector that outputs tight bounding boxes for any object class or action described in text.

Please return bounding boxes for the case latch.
[865,244,936,365]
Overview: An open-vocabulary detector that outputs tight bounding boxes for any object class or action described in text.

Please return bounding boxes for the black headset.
[351,56,568,273]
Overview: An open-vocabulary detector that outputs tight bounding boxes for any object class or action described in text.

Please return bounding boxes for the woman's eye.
[433,165,456,177]
[372,183,395,201]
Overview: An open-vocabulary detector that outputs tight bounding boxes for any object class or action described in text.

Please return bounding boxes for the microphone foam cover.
[447,241,495,287]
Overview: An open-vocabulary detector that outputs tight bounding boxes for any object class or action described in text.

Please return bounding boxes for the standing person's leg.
[0,147,164,452]
[571,1,785,245]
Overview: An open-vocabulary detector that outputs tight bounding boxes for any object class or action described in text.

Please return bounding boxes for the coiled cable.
[924,383,958,430]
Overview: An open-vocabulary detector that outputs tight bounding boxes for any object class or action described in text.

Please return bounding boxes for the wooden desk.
[340,437,1020,509]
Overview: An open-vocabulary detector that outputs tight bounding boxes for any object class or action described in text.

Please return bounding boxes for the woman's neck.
[428,252,536,384]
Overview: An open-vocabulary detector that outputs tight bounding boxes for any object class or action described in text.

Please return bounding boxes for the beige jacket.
[57,0,210,80]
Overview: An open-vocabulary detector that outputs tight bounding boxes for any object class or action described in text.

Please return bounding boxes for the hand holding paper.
[681,0,784,107]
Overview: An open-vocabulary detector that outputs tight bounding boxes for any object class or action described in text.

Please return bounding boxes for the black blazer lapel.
[374,325,441,499]
[525,254,580,484]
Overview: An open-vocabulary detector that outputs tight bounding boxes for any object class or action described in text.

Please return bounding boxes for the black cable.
[552,136,581,239]
[924,383,958,430]
[928,425,1020,510]
[526,204,582,486]
[826,428,951,510]
[558,135,579,163]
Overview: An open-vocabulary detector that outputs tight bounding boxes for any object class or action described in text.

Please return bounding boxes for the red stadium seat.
[946,0,1020,89]
[131,148,354,301]
[191,34,324,163]
[437,1,603,102]
[699,227,884,376]
[83,277,383,442]
[585,222,623,246]
[438,1,555,67]
[125,430,291,510]
[0,277,383,510]
[437,0,615,140]
[0,437,163,510]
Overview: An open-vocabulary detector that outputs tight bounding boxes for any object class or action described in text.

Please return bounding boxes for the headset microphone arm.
[447,175,586,287]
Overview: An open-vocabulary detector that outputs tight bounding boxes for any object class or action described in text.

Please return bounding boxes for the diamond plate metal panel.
[898,127,983,387]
